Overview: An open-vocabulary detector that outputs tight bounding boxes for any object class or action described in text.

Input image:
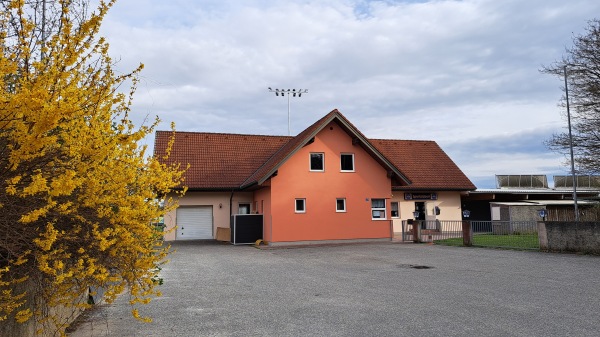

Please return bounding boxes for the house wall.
[391,191,463,233]
[163,191,253,241]
[268,121,393,243]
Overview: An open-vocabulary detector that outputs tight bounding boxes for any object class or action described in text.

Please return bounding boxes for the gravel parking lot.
[68,241,600,337]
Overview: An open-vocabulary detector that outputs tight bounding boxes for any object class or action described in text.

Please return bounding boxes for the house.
[154,109,475,245]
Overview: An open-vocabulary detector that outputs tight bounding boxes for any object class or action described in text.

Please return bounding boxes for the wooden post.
[412,220,421,243]
[462,220,472,246]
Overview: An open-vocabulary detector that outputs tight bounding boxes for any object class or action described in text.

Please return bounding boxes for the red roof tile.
[154,131,291,189]
[371,139,475,190]
[154,110,475,191]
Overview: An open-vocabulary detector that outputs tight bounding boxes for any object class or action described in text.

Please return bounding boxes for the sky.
[98,0,600,189]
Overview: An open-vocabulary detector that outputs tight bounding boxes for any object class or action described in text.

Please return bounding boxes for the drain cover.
[398,264,434,269]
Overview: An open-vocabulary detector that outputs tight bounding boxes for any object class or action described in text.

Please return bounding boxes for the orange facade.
[258,121,393,243]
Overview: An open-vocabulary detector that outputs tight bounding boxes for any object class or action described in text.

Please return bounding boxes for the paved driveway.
[68,241,600,337]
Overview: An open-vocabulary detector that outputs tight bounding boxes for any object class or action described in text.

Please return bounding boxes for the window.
[295,199,306,213]
[336,198,346,212]
[371,198,387,219]
[238,203,251,214]
[340,153,354,171]
[391,202,399,218]
[310,153,324,171]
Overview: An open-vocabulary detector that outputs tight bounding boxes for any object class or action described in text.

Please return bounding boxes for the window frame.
[295,198,306,213]
[340,153,355,172]
[371,198,387,220]
[309,152,325,172]
[391,202,399,218]
[336,198,346,213]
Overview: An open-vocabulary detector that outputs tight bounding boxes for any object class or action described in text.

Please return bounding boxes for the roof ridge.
[155,130,294,138]
[370,138,436,143]
[240,110,340,188]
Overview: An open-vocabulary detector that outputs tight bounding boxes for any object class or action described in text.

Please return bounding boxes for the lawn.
[434,234,540,250]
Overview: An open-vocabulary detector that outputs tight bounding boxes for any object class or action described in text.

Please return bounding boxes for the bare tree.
[541,19,600,174]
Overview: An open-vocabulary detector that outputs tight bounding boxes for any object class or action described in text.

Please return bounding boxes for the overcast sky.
[99,0,600,188]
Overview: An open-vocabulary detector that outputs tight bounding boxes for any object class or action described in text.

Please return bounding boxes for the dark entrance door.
[415,202,426,228]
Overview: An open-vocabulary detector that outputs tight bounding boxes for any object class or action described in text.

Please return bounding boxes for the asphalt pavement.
[68,241,600,337]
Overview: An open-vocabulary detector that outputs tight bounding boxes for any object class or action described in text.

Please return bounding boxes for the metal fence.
[401,220,463,242]
[402,220,540,250]
[470,221,539,250]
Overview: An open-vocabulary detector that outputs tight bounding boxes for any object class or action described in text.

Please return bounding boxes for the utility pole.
[564,66,578,221]
[268,88,308,136]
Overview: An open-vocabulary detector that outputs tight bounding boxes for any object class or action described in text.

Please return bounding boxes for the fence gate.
[402,220,463,242]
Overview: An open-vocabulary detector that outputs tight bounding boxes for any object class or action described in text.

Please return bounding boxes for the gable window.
[295,198,306,213]
[310,153,324,171]
[340,153,354,172]
[391,202,399,218]
[336,198,346,212]
[371,198,387,219]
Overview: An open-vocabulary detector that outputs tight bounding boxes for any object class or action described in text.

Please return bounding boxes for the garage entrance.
[176,206,213,240]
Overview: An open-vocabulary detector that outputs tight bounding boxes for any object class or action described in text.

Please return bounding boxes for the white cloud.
[98,0,600,188]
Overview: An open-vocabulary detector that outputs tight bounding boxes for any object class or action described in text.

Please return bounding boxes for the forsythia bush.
[0,0,185,335]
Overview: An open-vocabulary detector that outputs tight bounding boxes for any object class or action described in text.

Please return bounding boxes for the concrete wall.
[510,205,544,221]
[539,221,600,254]
[0,279,87,337]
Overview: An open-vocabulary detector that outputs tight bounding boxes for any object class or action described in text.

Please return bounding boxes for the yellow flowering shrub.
[0,0,185,335]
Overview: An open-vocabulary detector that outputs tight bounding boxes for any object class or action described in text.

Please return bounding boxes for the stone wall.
[0,279,87,337]
[538,221,600,254]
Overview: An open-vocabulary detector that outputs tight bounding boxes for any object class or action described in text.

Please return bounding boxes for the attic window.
[310,153,324,171]
[340,153,354,172]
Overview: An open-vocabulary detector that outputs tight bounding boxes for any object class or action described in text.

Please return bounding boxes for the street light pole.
[268,88,308,136]
[564,66,579,221]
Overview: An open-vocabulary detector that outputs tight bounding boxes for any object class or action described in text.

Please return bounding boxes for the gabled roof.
[154,110,475,191]
[371,139,476,191]
[240,109,410,188]
[153,131,291,189]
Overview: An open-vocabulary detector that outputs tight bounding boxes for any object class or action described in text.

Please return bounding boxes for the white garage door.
[176,206,213,240]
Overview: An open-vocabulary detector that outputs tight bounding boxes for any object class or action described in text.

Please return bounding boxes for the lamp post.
[268,88,308,136]
[564,66,578,221]
[412,211,420,243]
[461,209,472,246]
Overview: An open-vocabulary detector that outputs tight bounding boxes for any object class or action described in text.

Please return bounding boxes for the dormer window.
[310,153,324,171]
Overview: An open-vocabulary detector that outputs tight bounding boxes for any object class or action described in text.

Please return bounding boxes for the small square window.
[310,153,324,171]
[371,198,387,220]
[295,199,306,213]
[341,153,354,172]
[336,198,346,212]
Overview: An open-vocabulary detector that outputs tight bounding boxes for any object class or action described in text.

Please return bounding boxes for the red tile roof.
[154,110,475,191]
[241,109,408,188]
[154,131,291,189]
[371,139,476,191]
